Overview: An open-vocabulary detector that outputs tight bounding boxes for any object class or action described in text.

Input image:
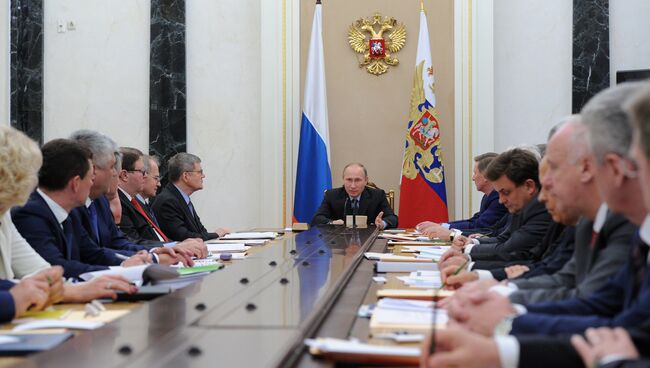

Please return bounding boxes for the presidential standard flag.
[293,1,332,223]
[398,7,448,227]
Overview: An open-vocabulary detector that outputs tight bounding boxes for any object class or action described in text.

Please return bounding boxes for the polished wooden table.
[6,225,386,368]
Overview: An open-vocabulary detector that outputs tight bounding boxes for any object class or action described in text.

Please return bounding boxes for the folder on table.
[305,337,420,366]
[0,333,73,356]
[375,261,438,273]
[376,288,454,301]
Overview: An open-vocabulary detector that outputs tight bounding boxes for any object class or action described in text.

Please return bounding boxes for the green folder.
[176,264,224,276]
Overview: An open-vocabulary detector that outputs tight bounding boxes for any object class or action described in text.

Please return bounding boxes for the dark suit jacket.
[510,213,635,304]
[117,190,167,244]
[72,195,149,256]
[488,222,571,281]
[0,280,14,323]
[11,191,120,279]
[448,190,508,230]
[470,196,553,268]
[310,186,398,228]
[517,323,650,368]
[151,184,218,241]
[511,234,650,336]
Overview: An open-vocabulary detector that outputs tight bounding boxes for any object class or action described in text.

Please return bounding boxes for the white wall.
[186,0,262,230]
[0,2,9,124]
[492,0,573,152]
[610,0,650,84]
[43,0,150,148]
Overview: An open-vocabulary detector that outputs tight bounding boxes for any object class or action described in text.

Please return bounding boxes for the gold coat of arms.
[348,13,406,76]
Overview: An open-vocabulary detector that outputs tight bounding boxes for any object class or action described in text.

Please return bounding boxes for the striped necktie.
[131,198,170,242]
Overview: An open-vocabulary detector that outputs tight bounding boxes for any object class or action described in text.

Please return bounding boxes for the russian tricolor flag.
[293,1,332,223]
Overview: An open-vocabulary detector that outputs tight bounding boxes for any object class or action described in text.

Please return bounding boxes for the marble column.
[572,0,610,113]
[10,0,43,144]
[150,0,186,181]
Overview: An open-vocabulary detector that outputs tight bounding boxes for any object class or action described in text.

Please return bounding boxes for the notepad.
[305,338,420,365]
[13,319,104,332]
[376,288,454,301]
[0,333,73,355]
[206,239,267,245]
[221,232,277,240]
[176,264,223,275]
[79,264,149,282]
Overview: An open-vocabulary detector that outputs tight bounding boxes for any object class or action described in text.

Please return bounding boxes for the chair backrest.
[367,182,395,211]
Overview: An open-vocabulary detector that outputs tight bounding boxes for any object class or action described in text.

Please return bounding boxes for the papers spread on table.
[79,265,149,283]
[376,288,454,300]
[12,319,104,332]
[206,239,267,245]
[0,333,73,355]
[375,261,438,273]
[305,337,420,357]
[206,243,250,253]
[221,232,278,240]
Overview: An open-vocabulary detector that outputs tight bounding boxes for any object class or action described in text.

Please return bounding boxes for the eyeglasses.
[185,170,204,175]
[127,169,147,176]
[151,175,161,182]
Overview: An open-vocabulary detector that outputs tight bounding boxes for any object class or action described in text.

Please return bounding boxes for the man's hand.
[155,246,193,267]
[63,275,138,303]
[375,212,385,230]
[441,267,477,289]
[216,228,231,237]
[9,277,51,317]
[438,249,468,269]
[416,221,436,232]
[571,327,640,368]
[176,238,207,259]
[448,291,516,336]
[452,235,471,249]
[30,266,65,306]
[330,219,344,225]
[468,233,484,239]
[505,265,529,279]
[420,327,501,368]
[122,250,152,267]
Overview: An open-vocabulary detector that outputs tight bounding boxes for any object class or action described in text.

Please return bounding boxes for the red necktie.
[590,230,598,249]
[131,198,170,242]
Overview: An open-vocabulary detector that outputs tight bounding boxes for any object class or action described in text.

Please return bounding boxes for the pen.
[115,253,129,261]
[431,259,469,354]
[439,259,469,290]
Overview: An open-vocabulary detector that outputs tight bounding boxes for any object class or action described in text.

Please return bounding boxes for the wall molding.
[454,0,494,219]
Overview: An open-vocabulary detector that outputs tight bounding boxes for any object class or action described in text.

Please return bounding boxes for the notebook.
[0,333,73,355]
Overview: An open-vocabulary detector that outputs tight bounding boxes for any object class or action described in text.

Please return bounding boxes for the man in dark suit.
[12,139,151,279]
[68,130,192,266]
[417,152,508,238]
[439,149,553,271]
[117,148,206,257]
[152,152,230,241]
[310,163,397,229]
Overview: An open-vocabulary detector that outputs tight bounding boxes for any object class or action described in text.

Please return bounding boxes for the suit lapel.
[358,188,371,216]
[34,192,72,259]
[168,184,201,232]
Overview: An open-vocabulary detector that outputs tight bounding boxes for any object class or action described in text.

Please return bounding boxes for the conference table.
[3,225,391,367]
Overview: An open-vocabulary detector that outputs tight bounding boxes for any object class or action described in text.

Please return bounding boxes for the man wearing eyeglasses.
[117,148,207,257]
[152,152,230,241]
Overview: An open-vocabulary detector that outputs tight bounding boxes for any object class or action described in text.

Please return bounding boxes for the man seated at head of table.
[416,152,508,239]
[67,130,196,265]
[310,162,398,230]
[0,126,136,323]
[116,148,207,258]
[420,81,650,368]
[152,152,230,241]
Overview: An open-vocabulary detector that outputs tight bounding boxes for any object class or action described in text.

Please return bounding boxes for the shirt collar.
[639,215,650,245]
[118,187,132,202]
[173,184,191,205]
[593,203,609,233]
[37,188,69,225]
[135,193,147,204]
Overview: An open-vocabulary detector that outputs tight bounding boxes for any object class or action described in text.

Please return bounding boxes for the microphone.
[343,197,349,226]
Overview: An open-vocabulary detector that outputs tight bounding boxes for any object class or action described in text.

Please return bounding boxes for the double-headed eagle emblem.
[348,13,406,76]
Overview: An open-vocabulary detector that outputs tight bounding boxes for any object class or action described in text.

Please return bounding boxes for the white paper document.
[79,265,149,282]
[13,319,105,332]
[207,243,250,253]
[221,232,277,240]
[305,338,420,357]
[372,306,448,326]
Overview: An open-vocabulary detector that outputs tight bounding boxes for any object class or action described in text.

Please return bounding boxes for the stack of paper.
[79,265,149,283]
[396,271,442,288]
[207,243,250,253]
[221,232,277,240]
[376,288,454,301]
[375,261,438,273]
[305,337,420,365]
[207,239,267,245]
[370,298,447,334]
[364,252,433,263]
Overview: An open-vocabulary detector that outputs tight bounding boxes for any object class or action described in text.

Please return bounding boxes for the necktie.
[87,201,100,242]
[62,217,74,260]
[131,198,169,242]
[188,200,196,217]
[352,199,359,215]
[633,237,649,298]
[590,230,598,249]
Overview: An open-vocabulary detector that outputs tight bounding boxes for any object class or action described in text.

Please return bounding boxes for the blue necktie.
[87,202,100,242]
[188,200,195,217]
[352,199,359,215]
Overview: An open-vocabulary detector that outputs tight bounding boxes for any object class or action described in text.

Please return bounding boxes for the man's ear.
[578,156,594,183]
[524,178,537,195]
[69,175,81,193]
[604,153,626,187]
[118,169,129,182]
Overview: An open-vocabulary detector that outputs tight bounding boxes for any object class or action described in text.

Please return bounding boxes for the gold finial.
[420,0,424,12]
